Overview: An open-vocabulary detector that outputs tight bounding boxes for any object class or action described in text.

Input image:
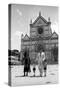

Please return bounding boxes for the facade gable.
[52,32,58,38]
[32,14,48,26]
[23,34,30,40]
[30,12,51,38]
[50,32,58,39]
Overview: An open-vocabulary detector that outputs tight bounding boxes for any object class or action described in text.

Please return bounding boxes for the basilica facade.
[21,12,58,64]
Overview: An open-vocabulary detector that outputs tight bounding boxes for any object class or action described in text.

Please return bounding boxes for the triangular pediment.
[32,15,48,26]
[23,34,30,40]
[51,32,58,39]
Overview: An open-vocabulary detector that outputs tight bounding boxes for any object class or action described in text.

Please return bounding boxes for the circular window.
[38,27,43,34]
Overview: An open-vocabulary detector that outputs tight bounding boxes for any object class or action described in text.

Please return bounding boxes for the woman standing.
[36,50,43,77]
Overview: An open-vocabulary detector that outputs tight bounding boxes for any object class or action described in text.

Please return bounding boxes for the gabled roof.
[23,34,30,40]
[50,31,58,39]
[32,14,48,26]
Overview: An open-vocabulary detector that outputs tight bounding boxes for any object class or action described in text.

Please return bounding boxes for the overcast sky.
[11,4,59,51]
